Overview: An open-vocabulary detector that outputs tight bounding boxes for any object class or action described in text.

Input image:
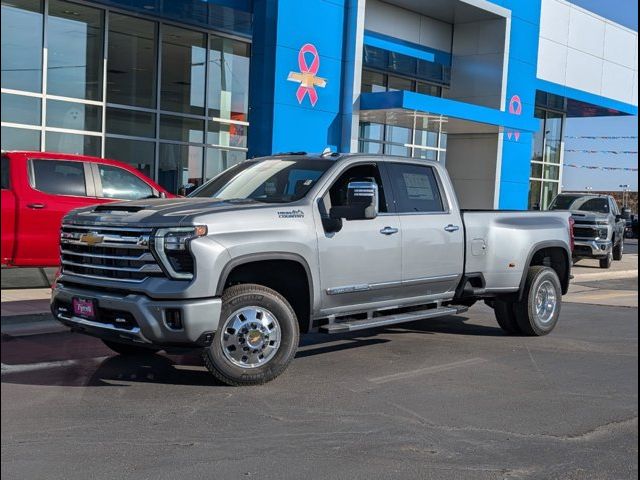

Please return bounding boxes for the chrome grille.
[60,225,164,282]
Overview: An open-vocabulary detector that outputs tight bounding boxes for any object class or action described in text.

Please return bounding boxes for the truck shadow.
[1,314,503,388]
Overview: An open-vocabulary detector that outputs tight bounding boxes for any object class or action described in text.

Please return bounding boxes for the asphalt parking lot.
[2,274,638,480]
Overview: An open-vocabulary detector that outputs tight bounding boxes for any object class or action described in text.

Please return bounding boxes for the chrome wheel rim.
[220,306,281,369]
[534,280,557,325]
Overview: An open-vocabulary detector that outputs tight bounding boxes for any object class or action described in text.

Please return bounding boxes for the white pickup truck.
[52,153,574,385]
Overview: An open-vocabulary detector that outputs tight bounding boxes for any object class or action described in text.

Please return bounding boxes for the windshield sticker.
[278,209,305,219]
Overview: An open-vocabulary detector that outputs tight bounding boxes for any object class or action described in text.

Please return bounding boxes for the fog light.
[601,245,607,251]
[165,309,183,330]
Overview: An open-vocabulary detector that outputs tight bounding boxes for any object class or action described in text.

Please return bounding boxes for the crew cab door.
[385,162,464,299]
[314,162,402,315]
[14,158,97,266]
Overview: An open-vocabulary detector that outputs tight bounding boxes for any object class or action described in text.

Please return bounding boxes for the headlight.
[598,228,608,239]
[153,226,207,279]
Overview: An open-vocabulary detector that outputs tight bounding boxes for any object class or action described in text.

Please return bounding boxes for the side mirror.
[621,207,632,220]
[532,203,541,211]
[329,180,379,221]
[159,191,167,199]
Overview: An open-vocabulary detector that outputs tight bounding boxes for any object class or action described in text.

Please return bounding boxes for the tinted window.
[328,164,388,213]
[31,159,86,196]
[387,163,444,213]
[549,195,581,210]
[98,164,153,200]
[1,155,9,189]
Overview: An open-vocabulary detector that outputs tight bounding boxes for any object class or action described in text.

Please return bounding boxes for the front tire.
[203,284,299,386]
[102,340,160,356]
[513,266,562,336]
[613,237,624,261]
[599,252,613,269]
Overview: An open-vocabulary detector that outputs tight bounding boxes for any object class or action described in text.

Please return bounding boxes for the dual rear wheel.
[494,266,562,336]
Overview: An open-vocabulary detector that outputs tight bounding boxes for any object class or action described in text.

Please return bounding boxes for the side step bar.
[320,305,469,334]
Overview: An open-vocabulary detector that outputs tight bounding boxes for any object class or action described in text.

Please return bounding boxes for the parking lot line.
[368,357,486,384]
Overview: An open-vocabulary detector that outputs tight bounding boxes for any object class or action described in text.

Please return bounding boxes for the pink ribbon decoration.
[287,43,327,107]
[507,94,522,141]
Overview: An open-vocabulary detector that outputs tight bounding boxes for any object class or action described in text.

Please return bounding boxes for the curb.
[572,269,638,282]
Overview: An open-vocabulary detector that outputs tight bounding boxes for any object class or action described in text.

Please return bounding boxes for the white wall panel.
[604,24,636,68]
[568,8,605,57]
[537,38,567,85]
[601,61,635,104]
[565,48,603,93]
[539,0,570,45]
[538,0,638,107]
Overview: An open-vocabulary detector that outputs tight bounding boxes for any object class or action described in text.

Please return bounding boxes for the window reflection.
[45,131,101,156]
[105,137,155,179]
[1,126,40,151]
[107,13,156,108]
[160,25,206,115]
[47,0,103,100]
[207,36,250,121]
[46,99,101,132]
[1,0,43,92]
[158,143,203,194]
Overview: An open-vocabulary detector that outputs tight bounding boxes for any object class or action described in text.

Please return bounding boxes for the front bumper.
[573,239,612,258]
[51,282,222,348]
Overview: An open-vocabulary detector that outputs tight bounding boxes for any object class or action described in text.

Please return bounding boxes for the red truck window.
[1,155,9,190]
[31,159,87,196]
[97,163,153,200]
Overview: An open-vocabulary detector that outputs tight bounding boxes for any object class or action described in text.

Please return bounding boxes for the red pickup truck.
[1,151,174,267]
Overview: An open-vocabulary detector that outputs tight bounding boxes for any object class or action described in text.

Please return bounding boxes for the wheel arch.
[518,241,571,299]
[216,253,314,333]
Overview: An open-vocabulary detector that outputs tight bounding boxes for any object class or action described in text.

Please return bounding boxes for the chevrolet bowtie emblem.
[287,43,327,107]
[80,232,104,246]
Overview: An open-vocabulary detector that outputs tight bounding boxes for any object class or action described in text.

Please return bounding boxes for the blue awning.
[359,91,540,132]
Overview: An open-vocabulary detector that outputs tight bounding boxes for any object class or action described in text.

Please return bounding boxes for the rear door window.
[97,163,154,200]
[1,155,9,190]
[31,159,87,196]
[386,163,445,213]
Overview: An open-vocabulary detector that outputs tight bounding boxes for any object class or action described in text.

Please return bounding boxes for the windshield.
[189,158,335,203]
[550,195,610,213]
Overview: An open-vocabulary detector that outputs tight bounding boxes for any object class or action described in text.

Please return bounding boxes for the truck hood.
[569,210,610,224]
[64,197,273,227]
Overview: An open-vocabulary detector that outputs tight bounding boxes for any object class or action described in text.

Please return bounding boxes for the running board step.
[320,305,469,334]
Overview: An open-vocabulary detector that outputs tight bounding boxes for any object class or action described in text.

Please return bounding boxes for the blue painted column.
[248,0,350,157]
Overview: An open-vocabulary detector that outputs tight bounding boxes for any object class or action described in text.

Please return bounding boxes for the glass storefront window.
[361,70,385,93]
[1,0,43,92]
[46,99,101,132]
[1,126,40,151]
[530,162,543,178]
[106,108,156,138]
[47,0,104,100]
[359,123,384,142]
[205,148,245,180]
[528,108,564,209]
[206,121,247,148]
[160,25,206,115]
[207,36,249,121]
[359,141,383,154]
[158,143,203,194]
[45,131,101,156]
[0,3,250,188]
[107,13,157,108]
[387,75,413,92]
[160,114,204,143]
[105,137,155,179]
[1,94,41,125]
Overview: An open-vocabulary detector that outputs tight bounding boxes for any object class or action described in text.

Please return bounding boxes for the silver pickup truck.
[51,154,573,385]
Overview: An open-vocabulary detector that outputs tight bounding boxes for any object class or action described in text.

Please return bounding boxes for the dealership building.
[1,0,637,208]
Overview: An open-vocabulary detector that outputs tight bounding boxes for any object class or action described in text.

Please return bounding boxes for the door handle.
[27,203,46,209]
[380,226,399,235]
[444,224,460,233]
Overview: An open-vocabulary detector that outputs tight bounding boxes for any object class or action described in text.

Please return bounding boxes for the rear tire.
[513,266,562,336]
[599,252,613,269]
[494,299,521,335]
[203,284,299,386]
[613,237,624,261]
[102,340,160,356]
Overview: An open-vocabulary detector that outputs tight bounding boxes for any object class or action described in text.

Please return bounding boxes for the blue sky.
[560,0,638,192]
